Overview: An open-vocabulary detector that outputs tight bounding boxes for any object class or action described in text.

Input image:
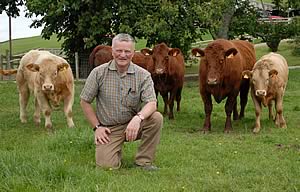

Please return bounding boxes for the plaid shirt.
[80,60,156,126]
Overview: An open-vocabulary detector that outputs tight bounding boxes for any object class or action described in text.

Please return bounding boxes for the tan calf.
[242,52,288,133]
[16,50,75,129]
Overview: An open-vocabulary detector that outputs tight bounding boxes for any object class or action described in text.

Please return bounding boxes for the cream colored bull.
[16,50,75,129]
[242,52,288,133]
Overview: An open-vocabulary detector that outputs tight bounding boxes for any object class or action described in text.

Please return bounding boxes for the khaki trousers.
[95,111,163,168]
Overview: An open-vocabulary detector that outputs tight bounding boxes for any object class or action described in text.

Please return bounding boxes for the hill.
[0,35,62,55]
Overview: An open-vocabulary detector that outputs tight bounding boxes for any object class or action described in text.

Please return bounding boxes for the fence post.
[6,49,12,80]
[75,52,79,80]
[0,55,3,80]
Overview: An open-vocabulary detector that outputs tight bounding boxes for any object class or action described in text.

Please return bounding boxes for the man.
[80,33,163,170]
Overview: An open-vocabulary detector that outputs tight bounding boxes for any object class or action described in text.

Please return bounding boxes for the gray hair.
[112,33,135,48]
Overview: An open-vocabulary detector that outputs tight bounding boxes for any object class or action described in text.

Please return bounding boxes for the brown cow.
[192,39,256,133]
[16,50,75,129]
[242,52,288,133]
[88,45,113,71]
[0,69,17,75]
[141,43,185,119]
[89,45,153,71]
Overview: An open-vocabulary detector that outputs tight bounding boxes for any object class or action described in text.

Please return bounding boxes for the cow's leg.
[175,87,182,112]
[155,89,159,107]
[224,91,239,133]
[18,83,30,123]
[239,78,250,119]
[36,94,53,129]
[274,96,286,128]
[160,91,169,116]
[33,97,41,127]
[64,94,75,128]
[268,101,274,120]
[233,102,239,120]
[168,90,176,119]
[202,92,212,133]
[252,92,262,133]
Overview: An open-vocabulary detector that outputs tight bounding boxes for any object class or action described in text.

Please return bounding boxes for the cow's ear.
[26,63,40,72]
[141,48,152,56]
[269,69,278,77]
[225,48,238,58]
[169,48,181,57]
[57,63,69,72]
[191,48,205,57]
[242,70,252,79]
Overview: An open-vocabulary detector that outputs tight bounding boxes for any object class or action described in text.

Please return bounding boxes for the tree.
[26,0,205,58]
[0,0,24,17]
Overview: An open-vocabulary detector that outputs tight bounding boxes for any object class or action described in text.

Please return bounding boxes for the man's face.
[112,41,134,68]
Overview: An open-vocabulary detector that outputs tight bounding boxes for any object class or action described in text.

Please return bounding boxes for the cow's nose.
[255,90,266,96]
[207,78,218,85]
[155,68,164,74]
[43,84,54,91]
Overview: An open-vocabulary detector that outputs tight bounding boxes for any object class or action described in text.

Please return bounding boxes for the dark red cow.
[89,45,153,71]
[141,43,185,119]
[192,39,256,133]
[88,45,113,71]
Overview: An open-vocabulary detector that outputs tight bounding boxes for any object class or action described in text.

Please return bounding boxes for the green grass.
[1,69,300,191]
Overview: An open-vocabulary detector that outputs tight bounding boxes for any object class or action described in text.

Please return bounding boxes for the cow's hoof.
[46,124,52,129]
[68,124,75,128]
[201,129,210,134]
[224,129,231,134]
[253,127,260,134]
[20,118,27,123]
[280,123,287,129]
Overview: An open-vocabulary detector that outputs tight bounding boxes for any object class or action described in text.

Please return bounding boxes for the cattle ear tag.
[243,74,249,79]
[227,53,234,59]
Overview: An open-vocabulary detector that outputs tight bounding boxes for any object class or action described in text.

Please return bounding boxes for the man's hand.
[95,127,111,144]
[125,116,141,142]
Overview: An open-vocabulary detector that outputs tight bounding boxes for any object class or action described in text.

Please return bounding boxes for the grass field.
[0,68,299,191]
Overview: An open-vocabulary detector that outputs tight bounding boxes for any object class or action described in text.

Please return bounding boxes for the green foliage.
[254,17,300,52]
[228,0,258,40]
[0,0,24,17]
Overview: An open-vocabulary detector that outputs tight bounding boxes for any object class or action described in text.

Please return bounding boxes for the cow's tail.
[0,69,18,75]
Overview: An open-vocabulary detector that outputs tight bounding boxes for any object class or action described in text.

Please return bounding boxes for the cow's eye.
[54,71,57,76]
[219,59,224,64]
[164,56,169,60]
[252,80,256,84]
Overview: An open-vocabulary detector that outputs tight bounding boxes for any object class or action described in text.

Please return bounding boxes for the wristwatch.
[136,112,145,121]
[93,124,102,132]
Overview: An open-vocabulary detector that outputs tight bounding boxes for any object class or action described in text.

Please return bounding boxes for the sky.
[0,6,43,42]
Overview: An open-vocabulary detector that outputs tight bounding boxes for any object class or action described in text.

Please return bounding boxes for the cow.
[141,43,185,119]
[16,50,75,130]
[242,52,288,133]
[192,39,256,133]
[88,45,113,71]
[0,69,17,75]
[88,45,153,71]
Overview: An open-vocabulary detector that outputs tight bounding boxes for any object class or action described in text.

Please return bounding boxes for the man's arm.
[80,99,99,129]
[125,101,157,142]
[80,99,111,144]
[137,101,157,119]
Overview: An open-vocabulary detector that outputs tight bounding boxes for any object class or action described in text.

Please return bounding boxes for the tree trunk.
[216,3,236,39]
[266,39,281,52]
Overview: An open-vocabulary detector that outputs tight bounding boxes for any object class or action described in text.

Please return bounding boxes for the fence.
[0,48,92,81]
